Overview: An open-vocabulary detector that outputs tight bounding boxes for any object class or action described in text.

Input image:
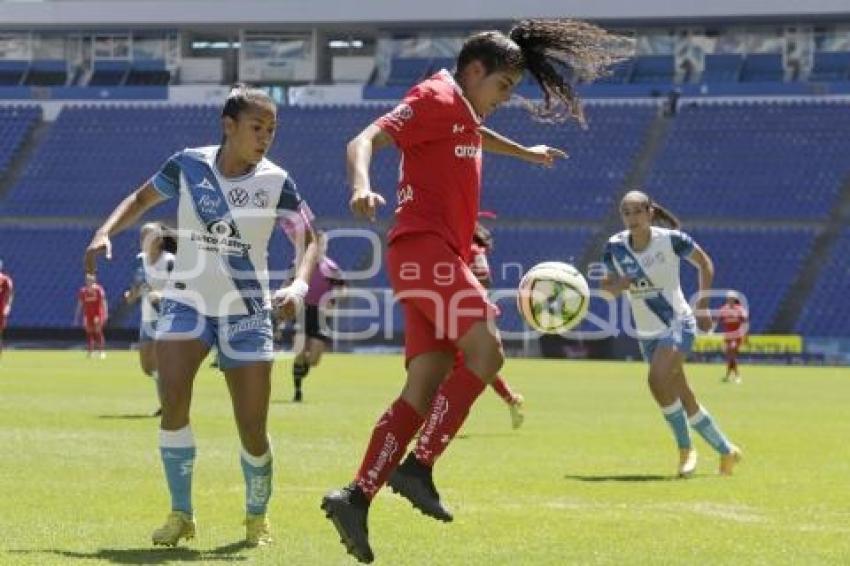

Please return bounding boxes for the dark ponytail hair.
[621,190,682,230]
[650,201,681,230]
[509,19,632,124]
[457,20,631,125]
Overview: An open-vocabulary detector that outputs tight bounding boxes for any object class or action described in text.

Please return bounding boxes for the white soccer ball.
[517,262,590,334]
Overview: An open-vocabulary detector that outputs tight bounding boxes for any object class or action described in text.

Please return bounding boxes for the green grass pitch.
[1,351,849,564]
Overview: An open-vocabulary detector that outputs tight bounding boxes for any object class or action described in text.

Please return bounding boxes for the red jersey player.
[75,273,108,359]
[322,19,629,563]
[717,291,748,383]
[0,259,14,358]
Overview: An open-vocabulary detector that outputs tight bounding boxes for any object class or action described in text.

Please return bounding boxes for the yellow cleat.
[509,395,525,430]
[678,448,698,478]
[151,511,195,547]
[245,513,272,546]
[719,445,743,476]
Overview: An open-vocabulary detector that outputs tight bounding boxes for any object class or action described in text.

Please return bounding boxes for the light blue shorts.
[639,316,697,362]
[156,299,274,370]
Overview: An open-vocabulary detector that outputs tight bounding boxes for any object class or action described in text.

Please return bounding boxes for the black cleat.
[387,453,453,522]
[321,484,374,564]
[293,389,303,403]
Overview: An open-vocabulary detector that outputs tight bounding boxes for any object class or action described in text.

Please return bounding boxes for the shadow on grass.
[8,540,253,564]
[564,474,675,482]
[97,414,157,420]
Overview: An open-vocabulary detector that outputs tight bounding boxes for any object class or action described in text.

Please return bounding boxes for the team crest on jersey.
[253,189,269,208]
[228,187,250,207]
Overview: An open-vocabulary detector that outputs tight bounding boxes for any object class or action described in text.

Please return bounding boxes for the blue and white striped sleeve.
[150,152,182,199]
[670,230,695,258]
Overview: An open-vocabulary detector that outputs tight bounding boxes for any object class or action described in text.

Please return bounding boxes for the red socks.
[355,397,423,500]
[490,375,515,405]
[414,365,486,467]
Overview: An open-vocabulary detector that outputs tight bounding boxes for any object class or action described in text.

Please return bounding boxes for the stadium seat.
[740,53,785,82]
[631,55,676,84]
[809,51,850,82]
[701,54,743,83]
[795,229,850,336]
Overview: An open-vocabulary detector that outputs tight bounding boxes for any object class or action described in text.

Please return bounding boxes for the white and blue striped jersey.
[133,251,175,322]
[603,226,696,338]
[150,146,312,317]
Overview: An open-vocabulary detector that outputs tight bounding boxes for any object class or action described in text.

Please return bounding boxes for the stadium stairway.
[0,112,47,200]
[770,172,850,332]
[578,106,671,270]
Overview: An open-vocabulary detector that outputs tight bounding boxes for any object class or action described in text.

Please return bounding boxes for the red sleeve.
[375,85,452,149]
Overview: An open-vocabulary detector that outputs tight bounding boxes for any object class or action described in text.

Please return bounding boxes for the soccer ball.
[517,262,590,334]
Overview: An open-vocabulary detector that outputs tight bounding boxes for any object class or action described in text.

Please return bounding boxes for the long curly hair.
[456,19,633,125]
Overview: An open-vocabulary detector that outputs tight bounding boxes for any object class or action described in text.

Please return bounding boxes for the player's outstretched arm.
[687,244,715,332]
[346,124,390,222]
[85,183,165,274]
[479,126,567,167]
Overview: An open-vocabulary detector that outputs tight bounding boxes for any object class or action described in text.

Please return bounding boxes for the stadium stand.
[795,228,850,336]
[0,105,41,173]
[644,101,850,219]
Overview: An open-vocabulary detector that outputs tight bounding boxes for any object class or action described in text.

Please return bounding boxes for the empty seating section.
[0,60,28,86]
[0,105,219,217]
[701,54,744,83]
[89,61,130,86]
[809,51,850,81]
[125,60,171,86]
[0,102,846,337]
[482,104,654,219]
[25,59,67,86]
[631,56,675,84]
[645,102,850,219]
[795,229,850,336]
[0,105,41,172]
[0,226,137,328]
[740,53,784,82]
[679,227,816,333]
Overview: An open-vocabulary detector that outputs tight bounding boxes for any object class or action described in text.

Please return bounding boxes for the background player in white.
[124,222,175,416]
[600,190,741,477]
[84,84,319,547]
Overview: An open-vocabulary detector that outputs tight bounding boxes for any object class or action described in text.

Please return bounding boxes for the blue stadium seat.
[0,105,41,172]
[702,54,743,83]
[0,60,28,86]
[809,51,850,82]
[740,53,784,83]
[795,229,850,336]
[644,101,850,220]
[631,55,675,84]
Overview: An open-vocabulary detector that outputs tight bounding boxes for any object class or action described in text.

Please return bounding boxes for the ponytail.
[509,19,633,124]
[650,201,681,230]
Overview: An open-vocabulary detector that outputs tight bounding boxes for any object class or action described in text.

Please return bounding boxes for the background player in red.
[718,291,748,383]
[75,273,108,359]
[0,259,14,358]
[322,19,628,563]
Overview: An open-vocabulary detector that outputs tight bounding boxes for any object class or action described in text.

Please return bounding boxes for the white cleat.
[678,448,698,478]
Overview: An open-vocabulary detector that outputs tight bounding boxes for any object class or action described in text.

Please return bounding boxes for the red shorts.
[0,314,6,332]
[84,314,104,331]
[388,233,497,364]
